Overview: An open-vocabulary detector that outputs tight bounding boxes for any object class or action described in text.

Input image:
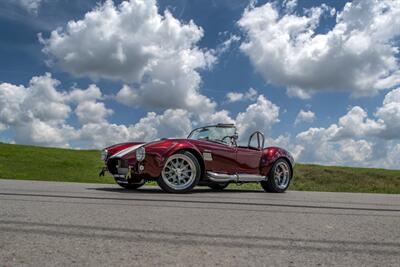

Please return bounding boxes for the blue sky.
[0,0,399,168]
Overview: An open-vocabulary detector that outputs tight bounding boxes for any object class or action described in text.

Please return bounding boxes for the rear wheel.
[158,151,201,193]
[261,158,292,193]
[117,180,145,190]
[207,182,229,191]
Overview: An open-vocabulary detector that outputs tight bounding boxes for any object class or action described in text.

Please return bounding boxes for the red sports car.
[100,124,294,193]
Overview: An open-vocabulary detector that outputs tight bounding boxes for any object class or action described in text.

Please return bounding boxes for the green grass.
[0,143,399,193]
[0,143,113,184]
[230,164,400,194]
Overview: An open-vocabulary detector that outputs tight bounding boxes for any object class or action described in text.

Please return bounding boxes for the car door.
[197,141,238,174]
[236,132,264,174]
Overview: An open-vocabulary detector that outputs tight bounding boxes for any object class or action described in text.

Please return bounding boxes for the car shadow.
[88,186,264,194]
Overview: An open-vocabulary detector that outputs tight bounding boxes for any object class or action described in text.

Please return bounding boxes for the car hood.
[105,139,179,158]
[105,142,144,158]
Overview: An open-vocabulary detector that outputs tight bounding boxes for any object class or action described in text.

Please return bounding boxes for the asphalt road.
[0,179,399,266]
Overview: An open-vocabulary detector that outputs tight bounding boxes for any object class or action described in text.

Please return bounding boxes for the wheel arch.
[261,147,295,177]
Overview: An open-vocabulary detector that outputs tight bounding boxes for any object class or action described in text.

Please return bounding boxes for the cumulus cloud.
[40,0,216,114]
[236,95,280,140]
[75,101,113,125]
[0,73,281,148]
[0,73,75,147]
[0,73,70,126]
[78,109,193,148]
[374,88,400,139]
[295,125,374,166]
[1,73,399,168]
[294,88,400,168]
[0,73,194,148]
[238,0,400,98]
[66,84,103,103]
[15,120,77,148]
[226,88,257,103]
[295,109,315,125]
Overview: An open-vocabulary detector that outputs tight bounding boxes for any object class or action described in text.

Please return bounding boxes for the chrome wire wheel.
[161,154,197,191]
[274,161,290,190]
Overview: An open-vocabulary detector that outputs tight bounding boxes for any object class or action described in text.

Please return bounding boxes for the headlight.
[100,149,108,161]
[136,146,145,161]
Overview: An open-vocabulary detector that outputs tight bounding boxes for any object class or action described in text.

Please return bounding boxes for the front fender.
[162,141,203,162]
[143,140,203,178]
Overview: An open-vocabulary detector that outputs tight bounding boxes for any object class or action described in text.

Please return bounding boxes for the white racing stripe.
[110,144,143,159]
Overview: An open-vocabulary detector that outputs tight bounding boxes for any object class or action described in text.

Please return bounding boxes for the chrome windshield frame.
[187,124,238,146]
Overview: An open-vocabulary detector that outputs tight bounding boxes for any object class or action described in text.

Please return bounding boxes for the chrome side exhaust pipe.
[207,171,266,183]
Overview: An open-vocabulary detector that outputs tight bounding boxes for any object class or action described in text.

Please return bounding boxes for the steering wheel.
[221,135,236,146]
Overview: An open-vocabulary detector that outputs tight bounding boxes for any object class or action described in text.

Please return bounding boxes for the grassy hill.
[0,143,399,193]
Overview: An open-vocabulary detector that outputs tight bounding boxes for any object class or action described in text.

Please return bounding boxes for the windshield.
[188,126,236,145]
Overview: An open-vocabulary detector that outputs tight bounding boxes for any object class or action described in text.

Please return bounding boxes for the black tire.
[157,151,201,193]
[260,158,292,193]
[117,181,145,190]
[207,182,229,191]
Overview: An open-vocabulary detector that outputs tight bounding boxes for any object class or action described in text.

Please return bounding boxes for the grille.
[117,159,129,168]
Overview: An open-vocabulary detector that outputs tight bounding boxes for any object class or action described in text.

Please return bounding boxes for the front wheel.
[157,151,201,193]
[261,159,292,193]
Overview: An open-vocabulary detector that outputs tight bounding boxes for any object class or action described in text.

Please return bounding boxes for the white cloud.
[283,0,298,13]
[198,110,235,126]
[226,92,242,103]
[236,95,280,140]
[75,101,113,124]
[67,84,102,103]
[1,73,399,168]
[238,0,400,98]
[295,126,374,166]
[78,108,193,148]
[293,88,400,168]
[0,73,105,147]
[74,93,280,148]
[374,88,400,139]
[0,83,27,126]
[15,0,43,14]
[335,106,383,139]
[0,73,194,148]
[0,73,70,127]
[0,74,279,148]
[215,34,241,55]
[41,0,216,114]
[294,109,315,125]
[15,120,78,148]
[380,143,400,169]
[226,87,257,103]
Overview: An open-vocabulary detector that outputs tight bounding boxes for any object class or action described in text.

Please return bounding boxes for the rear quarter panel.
[260,147,294,176]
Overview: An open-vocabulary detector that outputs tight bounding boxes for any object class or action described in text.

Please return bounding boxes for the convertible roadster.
[100,124,294,193]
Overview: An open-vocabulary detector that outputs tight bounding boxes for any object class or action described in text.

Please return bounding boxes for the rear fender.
[260,147,294,176]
